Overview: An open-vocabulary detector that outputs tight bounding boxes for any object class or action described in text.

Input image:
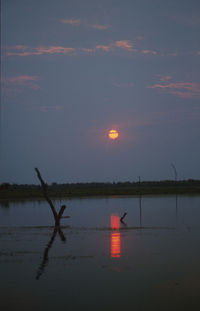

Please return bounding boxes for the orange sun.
[108,129,119,140]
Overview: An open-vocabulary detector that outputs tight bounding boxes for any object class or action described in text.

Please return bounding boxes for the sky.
[1,0,200,184]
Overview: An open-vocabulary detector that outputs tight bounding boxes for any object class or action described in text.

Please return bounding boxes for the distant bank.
[0,180,200,200]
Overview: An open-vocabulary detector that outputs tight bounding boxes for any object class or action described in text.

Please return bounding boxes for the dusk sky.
[1,0,200,184]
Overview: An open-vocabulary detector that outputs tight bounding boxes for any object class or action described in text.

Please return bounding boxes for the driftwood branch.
[34,168,69,280]
[57,205,67,220]
[34,167,67,226]
[35,168,59,222]
[120,212,127,224]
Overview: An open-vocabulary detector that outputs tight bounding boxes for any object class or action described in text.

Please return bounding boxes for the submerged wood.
[120,212,127,222]
[120,212,127,224]
[34,167,66,226]
[34,168,68,280]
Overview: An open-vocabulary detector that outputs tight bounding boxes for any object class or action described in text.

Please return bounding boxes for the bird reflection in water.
[110,215,121,258]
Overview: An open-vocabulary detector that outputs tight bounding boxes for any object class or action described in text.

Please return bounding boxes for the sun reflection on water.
[111,232,121,258]
[110,215,121,258]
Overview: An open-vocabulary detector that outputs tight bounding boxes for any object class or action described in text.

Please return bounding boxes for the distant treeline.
[0,179,200,200]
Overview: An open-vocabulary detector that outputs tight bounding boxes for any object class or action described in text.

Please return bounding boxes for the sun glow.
[108,129,119,140]
[111,215,120,229]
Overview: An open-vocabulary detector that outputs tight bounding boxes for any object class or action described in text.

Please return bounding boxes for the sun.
[108,129,119,140]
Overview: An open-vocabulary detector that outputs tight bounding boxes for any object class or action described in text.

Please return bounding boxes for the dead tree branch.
[120,212,127,224]
[34,167,66,226]
[34,168,68,280]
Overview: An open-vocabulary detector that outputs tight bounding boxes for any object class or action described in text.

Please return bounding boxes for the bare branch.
[34,168,68,280]
[35,167,58,222]
[120,212,127,223]
[57,205,67,219]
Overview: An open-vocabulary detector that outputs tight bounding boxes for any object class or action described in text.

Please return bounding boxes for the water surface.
[1,195,200,310]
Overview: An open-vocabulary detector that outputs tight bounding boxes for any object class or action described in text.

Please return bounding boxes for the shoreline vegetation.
[0,179,200,201]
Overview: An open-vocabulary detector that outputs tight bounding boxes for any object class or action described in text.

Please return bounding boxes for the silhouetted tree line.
[1,179,200,191]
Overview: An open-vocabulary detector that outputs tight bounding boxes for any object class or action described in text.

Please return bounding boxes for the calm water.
[1,195,200,310]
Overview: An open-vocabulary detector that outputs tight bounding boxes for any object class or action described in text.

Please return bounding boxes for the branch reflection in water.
[36,225,66,280]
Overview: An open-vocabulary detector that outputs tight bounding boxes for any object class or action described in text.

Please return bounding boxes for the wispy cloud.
[60,19,81,25]
[7,46,75,57]
[2,75,40,90]
[95,40,136,52]
[90,24,110,30]
[59,18,109,30]
[1,75,41,98]
[157,75,173,82]
[6,75,39,84]
[149,80,200,98]
[81,40,136,54]
[14,45,29,50]
[6,40,146,58]
[160,52,178,57]
[113,40,134,51]
[95,44,112,52]
[80,48,95,53]
[141,49,157,55]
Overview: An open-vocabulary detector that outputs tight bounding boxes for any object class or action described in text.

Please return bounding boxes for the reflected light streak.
[110,215,121,258]
[111,214,120,229]
[111,232,121,258]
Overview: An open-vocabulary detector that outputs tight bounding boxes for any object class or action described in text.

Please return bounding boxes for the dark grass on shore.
[0,180,200,201]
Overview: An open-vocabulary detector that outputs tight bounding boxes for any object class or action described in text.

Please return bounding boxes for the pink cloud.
[96,44,112,52]
[159,75,173,82]
[60,19,81,25]
[35,46,75,54]
[113,40,134,51]
[91,24,110,30]
[160,52,178,57]
[2,75,40,93]
[80,48,95,53]
[149,81,200,98]
[60,18,110,31]
[7,51,32,57]
[95,40,136,53]
[14,45,29,50]
[7,40,136,58]
[6,75,39,84]
[7,46,75,57]
[1,75,40,99]
[141,49,157,55]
